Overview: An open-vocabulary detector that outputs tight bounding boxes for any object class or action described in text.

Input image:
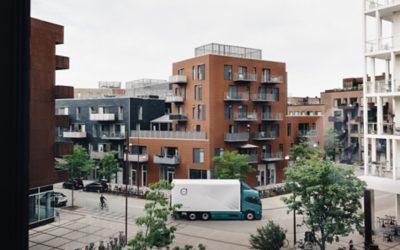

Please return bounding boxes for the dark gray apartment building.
[56,97,165,182]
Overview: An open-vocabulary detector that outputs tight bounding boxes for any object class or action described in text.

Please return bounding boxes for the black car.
[83,181,108,193]
[62,179,84,190]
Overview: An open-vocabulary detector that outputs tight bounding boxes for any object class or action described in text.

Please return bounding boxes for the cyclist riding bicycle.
[100,194,107,209]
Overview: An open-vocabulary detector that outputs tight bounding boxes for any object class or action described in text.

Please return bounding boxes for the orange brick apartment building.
[127,43,323,187]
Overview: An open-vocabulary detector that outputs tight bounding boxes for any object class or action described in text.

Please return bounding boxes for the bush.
[249,220,287,250]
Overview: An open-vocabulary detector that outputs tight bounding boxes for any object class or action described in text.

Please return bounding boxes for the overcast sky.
[32,0,365,97]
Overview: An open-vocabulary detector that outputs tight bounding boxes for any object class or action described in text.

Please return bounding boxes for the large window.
[178,68,184,75]
[224,65,232,80]
[262,68,271,81]
[193,148,204,163]
[192,66,196,80]
[214,148,224,157]
[189,169,208,179]
[198,105,205,120]
[138,106,143,120]
[287,123,291,136]
[224,104,233,120]
[29,189,54,226]
[194,85,202,100]
[198,64,205,80]
[76,107,80,120]
[118,106,123,120]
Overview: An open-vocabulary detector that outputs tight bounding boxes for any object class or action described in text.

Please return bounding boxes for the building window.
[189,169,208,179]
[131,169,137,186]
[214,148,224,156]
[118,106,123,120]
[272,88,279,101]
[29,189,55,225]
[224,105,233,120]
[334,110,342,117]
[138,106,143,120]
[192,106,196,119]
[238,66,247,79]
[333,98,341,107]
[92,124,97,137]
[192,66,196,80]
[262,68,271,82]
[279,144,284,157]
[194,85,202,100]
[198,105,205,120]
[195,124,201,132]
[142,165,148,187]
[287,123,291,137]
[272,124,280,137]
[178,68,184,75]
[312,123,316,130]
[198,64,205,80]
[193,148,205,163]
[224,65,232,80]
[252,67,256,79]
[76,107,80,120]
[57,107,68,115]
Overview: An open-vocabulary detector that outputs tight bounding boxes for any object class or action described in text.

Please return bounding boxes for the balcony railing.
[90,151,105,160]
[100,131,126,140]
[261,75,283,84]
[169,113,188,121]
[328,116,344,122]
[246,154,258,163]
[368,122,400,135]
[234,112,257,121]
[224,92,249,101]
[263,152,284,162]
[252,131,278,140]
[365,36,400,53]
[250,93,278,102]
[298,130,317,137]
[261,113,283,121]
[165,95,184,103]
[153,155,180,165]
[169,75,187,84]
[125,153,149,162]
[366,80,400,94]
[224,132,249,142]
[233,73,256,83]
[63,131,86,138]
[89,113,115,121]
[365,0,400,10]
[366,161,393,179]
[131,130,206,140]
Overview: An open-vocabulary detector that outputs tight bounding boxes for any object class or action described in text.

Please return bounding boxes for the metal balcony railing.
[252,131,278,140]
[250,93,278,102]
[169,75,187,84]
[63,131,87,138]
[261,113,283,121]
[169,113,188,121]
[89,113,115,121]
[153,155,180,165]
[246,154,258,163]
[234,112,257,121]
[165,95,184,103]
[297,130,317,137]
[365,80,400,94]
[100,131,126,140]
[233,73,256,82]
[124,153,149,162]
[365,36,400,53]
[366,161,393,178]
[224,92,249,101]
[224,132,249,142]
[131,130,206,140]
[261,75,283,84]
[263,152,284,162]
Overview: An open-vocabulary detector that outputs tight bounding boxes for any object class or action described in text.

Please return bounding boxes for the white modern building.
[362,0,400,230]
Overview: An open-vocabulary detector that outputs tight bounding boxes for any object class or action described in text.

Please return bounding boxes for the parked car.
[62,179,84,190]
[83,181,108,193]
[40,192,68,207]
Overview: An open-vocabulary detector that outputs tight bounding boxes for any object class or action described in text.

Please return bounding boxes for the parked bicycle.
[295,231,318,250]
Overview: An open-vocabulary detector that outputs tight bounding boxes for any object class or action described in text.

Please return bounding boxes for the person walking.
[100,194,107,209]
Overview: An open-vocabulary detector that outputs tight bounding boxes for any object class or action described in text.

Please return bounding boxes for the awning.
[151,114,173,124]
[239,144,259,149]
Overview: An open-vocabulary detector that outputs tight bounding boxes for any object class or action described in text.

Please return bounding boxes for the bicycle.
[99,201,108,210]
[282,238,289,248]
[295,239,316,250]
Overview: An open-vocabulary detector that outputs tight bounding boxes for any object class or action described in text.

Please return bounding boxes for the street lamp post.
[124,135,129,244]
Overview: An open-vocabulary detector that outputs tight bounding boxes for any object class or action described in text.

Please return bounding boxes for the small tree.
[128,180,181,250]
[283,153,366,250]
[249,220,287,250]
[98,150,120,182]
[324,128,339,161]
[57,144,95,207]
[213,150,255,180]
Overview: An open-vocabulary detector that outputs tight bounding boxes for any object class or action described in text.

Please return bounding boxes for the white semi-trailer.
[171,179,262,221]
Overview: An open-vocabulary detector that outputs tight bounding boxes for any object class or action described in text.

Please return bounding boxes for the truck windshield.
[245,196,261,205]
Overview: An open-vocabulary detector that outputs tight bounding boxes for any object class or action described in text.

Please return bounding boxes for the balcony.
[224,92,249,101]
[298,130,317,137]
[252,131,278,140]
[90,151,105,160]
[169,75,187,85]
[153,155,180,165]
[63,131,86,138]
[233,73,256,83]
[368,122,400,135]
[131,130,206,140]
[165,94,184,103]
[245,154,258,163]
[365,0,400,11]
[224,132,249,142]
[328,116,344,122]
[54,142,73,157]
[55,85,74,99]
[124,153,149,162]
[251,93,278,102]
[169,113,187,122]
[56,55,69,70]
[89,113,115,121]
[261,75,283,84]
[366,161,393,179]
[55,114,70,128]
[263,152,284,162]
[261,113,283,121]
[234,112,257,121]
[100,131,126,140]
[337,103,359,110]
[366,80,400,94]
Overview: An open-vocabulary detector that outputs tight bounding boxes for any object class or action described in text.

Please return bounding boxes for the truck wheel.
[188,212,197,221]
[245,211,255,221]
[201,212,210,221]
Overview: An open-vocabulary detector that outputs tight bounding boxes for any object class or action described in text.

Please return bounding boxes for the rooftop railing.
[131,130,206,140]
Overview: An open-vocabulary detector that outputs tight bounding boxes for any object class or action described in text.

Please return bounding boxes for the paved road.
[45,182,400,250]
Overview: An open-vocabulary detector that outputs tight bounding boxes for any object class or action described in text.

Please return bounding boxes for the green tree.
[324,128,339,161]
[213,150,255,180]
[57,144,95,207]
[128,180,181,250]
[288,138,321,161]
[283,156,366,250]
[249,220,287,250]
[98,150,120,182]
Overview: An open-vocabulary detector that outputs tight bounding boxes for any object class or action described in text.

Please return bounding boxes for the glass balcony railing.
[365,0,400,11]
[263,152,284,162]
[365,36,400,53]
[224,92,249,101]
[251,93,278,102]
[252,131,278,140]
[234,112,257,121]
[261,75,283,84]
[365,80,400,93]
[261,113,283,121]
[224,132,249,142]
[233,73,256,83]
